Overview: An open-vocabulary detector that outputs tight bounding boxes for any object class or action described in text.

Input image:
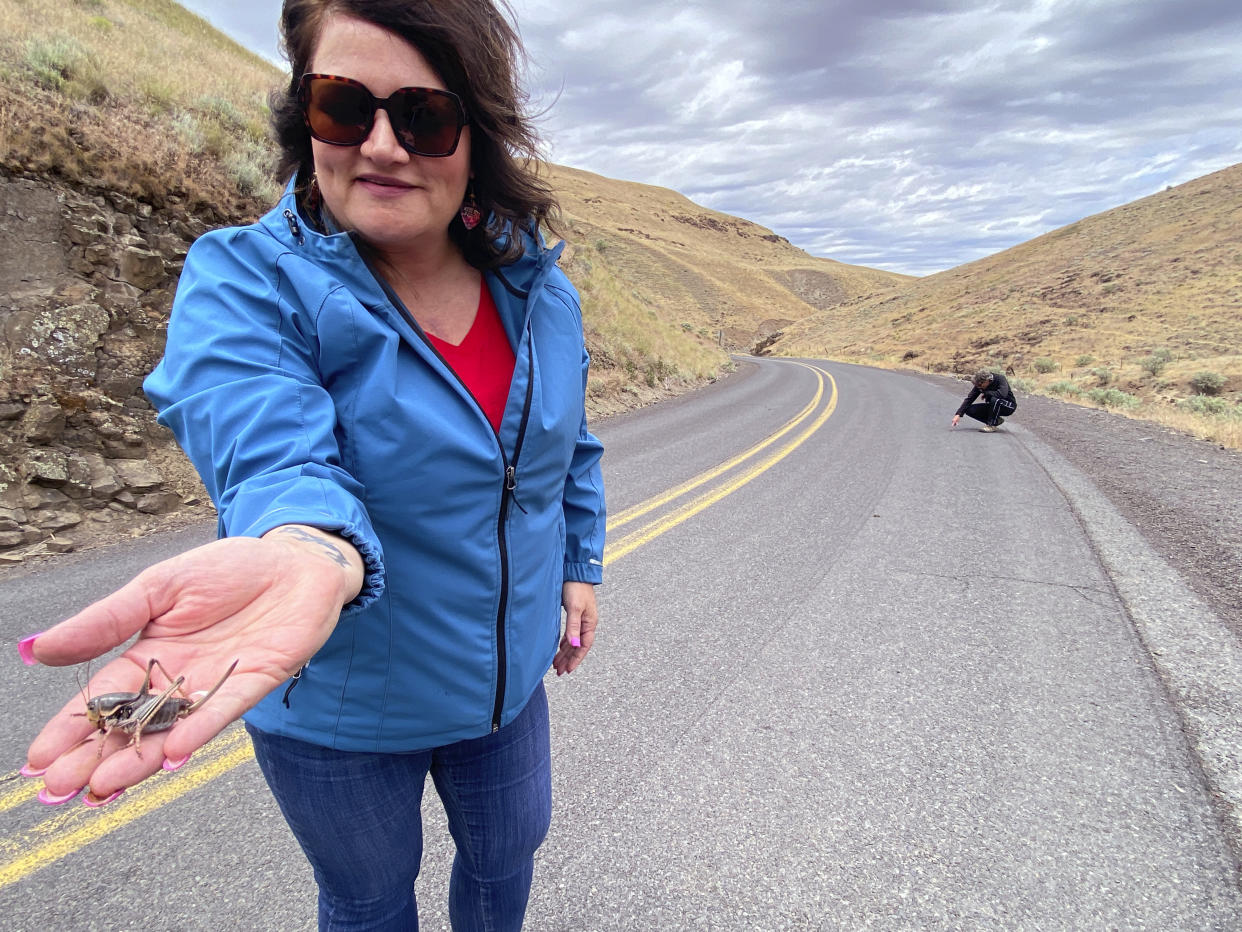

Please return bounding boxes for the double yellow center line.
[606,363,837,561]
[0,727,253,886]
[0,361,838,887]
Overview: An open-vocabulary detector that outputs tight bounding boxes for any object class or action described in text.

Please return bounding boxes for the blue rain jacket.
[144,186,606,751]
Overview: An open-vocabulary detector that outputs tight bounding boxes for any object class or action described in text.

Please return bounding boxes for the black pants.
[962,395,1016,426]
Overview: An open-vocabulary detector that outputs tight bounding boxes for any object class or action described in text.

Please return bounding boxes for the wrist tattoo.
[272,526,350,569]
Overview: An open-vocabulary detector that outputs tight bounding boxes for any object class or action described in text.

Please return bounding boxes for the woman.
[19,1,606,928]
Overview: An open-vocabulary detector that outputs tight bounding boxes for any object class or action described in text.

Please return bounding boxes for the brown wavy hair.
[271,0,559,267]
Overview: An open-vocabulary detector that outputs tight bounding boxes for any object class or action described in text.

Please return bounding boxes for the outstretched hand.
[22,528,362,803]
[951,414,961,428]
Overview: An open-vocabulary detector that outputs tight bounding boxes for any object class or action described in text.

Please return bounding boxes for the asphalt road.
[1,357,1239,930]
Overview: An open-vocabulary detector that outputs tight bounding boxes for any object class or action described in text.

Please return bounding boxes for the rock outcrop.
[0,169,215,562]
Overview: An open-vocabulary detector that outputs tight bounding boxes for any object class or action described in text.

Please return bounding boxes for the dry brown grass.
[548,164,909,348]
[542,163,911,396]
[0,0,276,111]
[1142,404,1242,449]
[0,0,281,213]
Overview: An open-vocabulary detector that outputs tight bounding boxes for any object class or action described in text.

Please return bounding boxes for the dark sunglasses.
[299,73,469,157]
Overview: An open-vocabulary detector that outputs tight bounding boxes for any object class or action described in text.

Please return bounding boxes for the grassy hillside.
[771,163,1242,447]
[0,0,895,417]
[0,0,280,217]
[548,163,908,344]
[546,163,909,410]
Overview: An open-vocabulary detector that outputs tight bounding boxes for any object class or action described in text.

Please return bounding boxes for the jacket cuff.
[564,559,603,585]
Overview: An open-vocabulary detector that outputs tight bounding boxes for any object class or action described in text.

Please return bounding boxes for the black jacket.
[956,372,1017,416]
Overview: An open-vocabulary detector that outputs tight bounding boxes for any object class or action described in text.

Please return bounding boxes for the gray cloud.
[517,0,1242,274]
[180,0,1242,276]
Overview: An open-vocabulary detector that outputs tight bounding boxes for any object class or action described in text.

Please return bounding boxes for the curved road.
[1,357,1239,930]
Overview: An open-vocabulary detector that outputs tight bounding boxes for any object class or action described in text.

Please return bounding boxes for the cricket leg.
[124,677,186,759]
[185,660,240,713]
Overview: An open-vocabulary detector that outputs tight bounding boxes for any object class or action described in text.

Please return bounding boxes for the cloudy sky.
[178,0,1242,276]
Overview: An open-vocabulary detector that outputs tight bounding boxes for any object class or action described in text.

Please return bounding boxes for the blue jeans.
[247,683,551,932]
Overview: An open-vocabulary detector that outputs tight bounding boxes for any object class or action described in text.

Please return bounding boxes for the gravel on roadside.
[1013,393,1242,640]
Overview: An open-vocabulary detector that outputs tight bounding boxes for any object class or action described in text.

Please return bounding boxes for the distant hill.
[770,163,1242,419]
[548,163,908,348]
[543,163,909,408]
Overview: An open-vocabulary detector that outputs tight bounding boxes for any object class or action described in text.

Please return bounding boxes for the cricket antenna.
[76,658,92,709]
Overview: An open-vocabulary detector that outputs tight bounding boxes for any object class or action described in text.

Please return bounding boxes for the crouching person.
[951,369,1017,432]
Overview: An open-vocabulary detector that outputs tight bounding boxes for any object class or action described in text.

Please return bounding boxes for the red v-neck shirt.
[426,279,516,433]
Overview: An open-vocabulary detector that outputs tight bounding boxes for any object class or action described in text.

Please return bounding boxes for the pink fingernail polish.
[570,637,581,648]
[17,632,44,666]
[38,786,84,805]
[83,789,124,808]
[20,763,47,778]
[162,755,191,772]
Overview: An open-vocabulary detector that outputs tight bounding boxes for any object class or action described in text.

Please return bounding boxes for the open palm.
[24,535,355,800]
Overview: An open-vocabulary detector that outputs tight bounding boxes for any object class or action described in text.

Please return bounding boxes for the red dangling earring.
[459,184,481,230]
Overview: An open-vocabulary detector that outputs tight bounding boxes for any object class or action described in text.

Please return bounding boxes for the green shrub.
[1189,371,1226,396]
[140,76,179,112]
[643,358,677,387]
[1086,388,1141,409]
[224,142,279,200]
[171,112,207,152]
[1139,354,1168,377]
[1090,367,1111,386]
[24,36,88,90]
[1075,355,1094,367]
[1033,357,1058,374]
[1046,380,1082,397]
[1010,377,1036,392]
[1178,396,1238,418]
[22,35,107,102]
[198,95,249,134]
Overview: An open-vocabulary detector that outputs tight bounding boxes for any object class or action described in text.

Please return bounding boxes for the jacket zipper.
[365,262,537,732]
[491,346,535,729]
[282,209,304,245]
